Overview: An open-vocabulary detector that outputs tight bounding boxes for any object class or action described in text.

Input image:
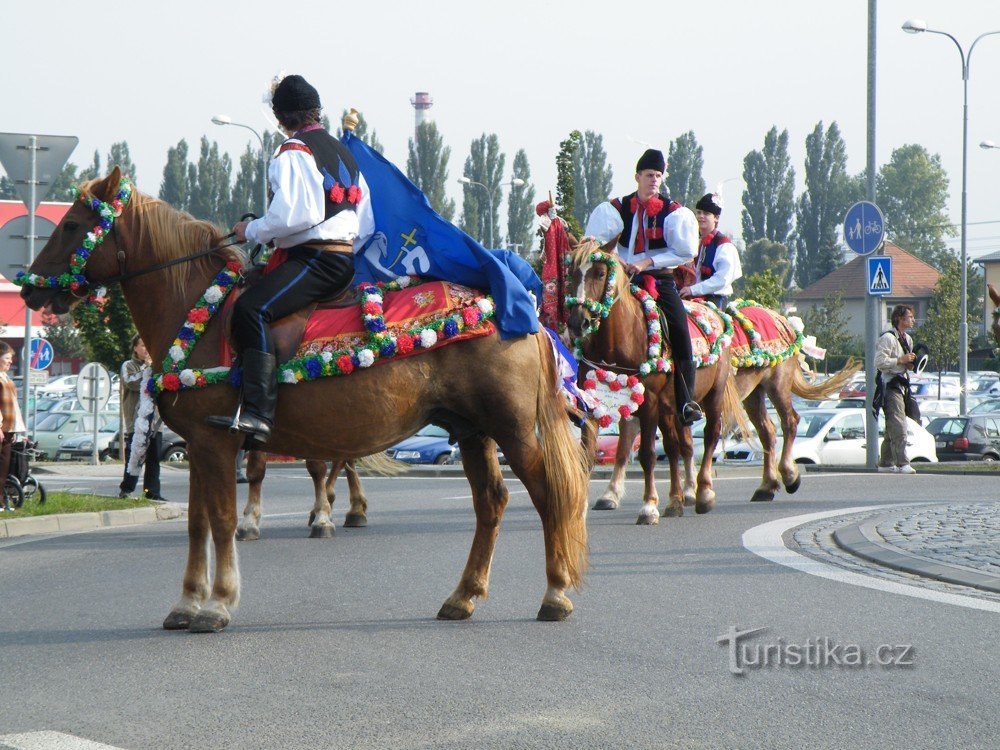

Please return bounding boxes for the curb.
[832,513,1000,594]
[0,503,185,540]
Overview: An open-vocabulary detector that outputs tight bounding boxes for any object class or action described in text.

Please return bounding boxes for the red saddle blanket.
[728,303,798,358]
[295,280,495,361]
[658,301,729,361]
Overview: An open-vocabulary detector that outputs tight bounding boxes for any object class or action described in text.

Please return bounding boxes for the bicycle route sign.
[843,201,885,255]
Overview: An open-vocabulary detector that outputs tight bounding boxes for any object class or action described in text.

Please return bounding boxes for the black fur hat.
[635,149,665,173]
[695,193,723,216]
[272,75,321,112]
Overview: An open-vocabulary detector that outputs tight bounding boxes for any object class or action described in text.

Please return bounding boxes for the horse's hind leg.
[163,475,213,630]
[593,418,638,510]
[307,459,335,538]
[745,386,780,502]
[342,460,369,527]
[438,435,509,621]
[766,366,801,494]
[236,450,268,541]
[659,419,685,518]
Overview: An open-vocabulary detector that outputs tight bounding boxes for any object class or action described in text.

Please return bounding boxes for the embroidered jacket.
[584,192,697,270]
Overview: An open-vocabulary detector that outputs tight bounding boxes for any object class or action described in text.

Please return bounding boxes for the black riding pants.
[651,275,693,364]
[232,246,354,355]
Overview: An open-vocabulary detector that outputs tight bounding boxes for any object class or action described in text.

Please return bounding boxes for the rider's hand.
[679,286,693,299]
[232,221,250,243]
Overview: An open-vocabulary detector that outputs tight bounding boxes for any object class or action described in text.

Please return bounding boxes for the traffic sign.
[29,338,54,370]
[28,370,49,387]
[76,362,112,412]
[0,133,79,208]
[0,215,56,282]
[867,256,892,296]
[844,201,885,255]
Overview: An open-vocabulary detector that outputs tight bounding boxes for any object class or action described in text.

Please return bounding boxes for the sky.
[5,0,1000,258]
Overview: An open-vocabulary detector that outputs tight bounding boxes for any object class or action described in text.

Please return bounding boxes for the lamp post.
[457,176,526,248]
[981,140,1000,151]
[211,115,268,218]
[902,19,1000,414]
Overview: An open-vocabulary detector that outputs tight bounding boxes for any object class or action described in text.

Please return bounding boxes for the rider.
[207,74,371,446]
[584,149,703,425]
[678,192,742,309]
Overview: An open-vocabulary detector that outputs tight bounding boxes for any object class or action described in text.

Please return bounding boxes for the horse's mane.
[79,180,246,298]
[570,239,631,299]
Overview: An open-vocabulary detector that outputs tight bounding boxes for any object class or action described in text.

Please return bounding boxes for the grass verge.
[3,492,156,518]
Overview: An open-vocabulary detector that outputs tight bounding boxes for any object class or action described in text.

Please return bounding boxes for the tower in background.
[410,91,434,137]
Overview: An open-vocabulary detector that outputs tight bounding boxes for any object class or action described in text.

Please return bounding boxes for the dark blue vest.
[610,192,681,253]
[697,231,731,281]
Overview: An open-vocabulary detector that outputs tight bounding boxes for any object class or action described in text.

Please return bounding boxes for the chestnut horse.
[22,169,589,632]
[565,241,742,522]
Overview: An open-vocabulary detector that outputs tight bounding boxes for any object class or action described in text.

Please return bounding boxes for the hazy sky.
[5,0,1000,256]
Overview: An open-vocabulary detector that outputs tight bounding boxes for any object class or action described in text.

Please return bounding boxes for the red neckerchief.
[629,195,664,254]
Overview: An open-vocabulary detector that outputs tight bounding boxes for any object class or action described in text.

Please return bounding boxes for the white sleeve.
[353,171,374,252]
[245,148,327,245]
[649,206,698,270]
[584,201,624,245]
[689,242,742,295]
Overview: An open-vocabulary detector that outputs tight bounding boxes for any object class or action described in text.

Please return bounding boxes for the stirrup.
[680,401,704,426]
[207,402,243,434]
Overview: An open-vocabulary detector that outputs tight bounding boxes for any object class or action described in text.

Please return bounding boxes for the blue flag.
[343,131,541,339]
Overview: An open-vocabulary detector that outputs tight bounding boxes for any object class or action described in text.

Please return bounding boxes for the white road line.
[742,505,1000,613]
[0,730,126,749]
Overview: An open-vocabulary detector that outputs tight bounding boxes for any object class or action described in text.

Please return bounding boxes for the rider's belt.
[645,270,674,280]
[301,240,353,254]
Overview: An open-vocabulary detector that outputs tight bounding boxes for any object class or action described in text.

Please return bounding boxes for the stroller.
[3,439,46,510]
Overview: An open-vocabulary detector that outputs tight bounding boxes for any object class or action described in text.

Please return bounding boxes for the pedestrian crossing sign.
[867,256,891,296]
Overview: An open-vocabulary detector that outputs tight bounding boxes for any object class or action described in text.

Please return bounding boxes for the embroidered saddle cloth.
[727,302,800,362]
[657,301,730,363]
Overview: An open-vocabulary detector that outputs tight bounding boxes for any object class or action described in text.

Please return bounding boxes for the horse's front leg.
[593,417,638,510]
[342,459,369,527]
[236,449,268,541]
[306,459,335,538]
[660,419,686,518]
[635,410,661,525]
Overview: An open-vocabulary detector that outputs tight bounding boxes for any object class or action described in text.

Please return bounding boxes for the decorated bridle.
[564,249,622,340]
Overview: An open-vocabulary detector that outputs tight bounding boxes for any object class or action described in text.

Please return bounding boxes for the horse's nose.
[567,309,586,337]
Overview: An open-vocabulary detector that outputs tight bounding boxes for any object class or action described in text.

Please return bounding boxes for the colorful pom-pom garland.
[726,299,803,369]
[580,369,645,428]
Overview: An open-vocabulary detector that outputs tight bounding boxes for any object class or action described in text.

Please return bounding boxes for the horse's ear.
[600,236,619,254]
[94,166,123,201]
[989,283,1000,308]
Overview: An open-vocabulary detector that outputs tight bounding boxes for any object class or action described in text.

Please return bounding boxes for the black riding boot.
[207,349,278,446]
[676,359,704,426]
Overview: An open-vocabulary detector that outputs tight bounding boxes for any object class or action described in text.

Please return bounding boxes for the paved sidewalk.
[833,502,1000,594]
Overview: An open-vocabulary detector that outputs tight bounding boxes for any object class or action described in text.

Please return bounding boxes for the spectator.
[0,342,24,511]
[119,335,165,500]
[875,304,917,474]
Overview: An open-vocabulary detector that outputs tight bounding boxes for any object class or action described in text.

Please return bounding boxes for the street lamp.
[980,140,1000,151]
[211,114,268,219]
[457,176,525,249]
[902,19,1000,414]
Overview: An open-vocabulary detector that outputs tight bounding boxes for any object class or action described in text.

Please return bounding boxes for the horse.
[989,284,1000,344]
[21,169,590,632]
[565,241,743,523]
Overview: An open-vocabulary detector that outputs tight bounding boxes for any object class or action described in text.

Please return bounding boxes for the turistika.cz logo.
[716,626,916,676]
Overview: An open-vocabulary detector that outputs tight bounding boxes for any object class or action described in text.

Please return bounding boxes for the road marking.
[0,731,126,749]
[742,505,1000,613]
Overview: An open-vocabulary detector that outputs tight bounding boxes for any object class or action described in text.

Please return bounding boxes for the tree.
[459,134,505,247]
[740,270,785,309]
[107,141,137,181]
[43,317,86,360]
[916,255,980,372]
[571,130,613,229]
[0,174,15,199]
[876,143,953,268]
[337,109,384,154]
[188,137,232,227]
[50,163,83,202]
[71,287,135,370]
[794,122,853,288]
[506,149,536,257]
[665,130,706,207]
[741,238,791,285]
[78,150,101,182]
[555,130,584,239]
[741,127,795,245]
[406,121,455,221]
[801,291,863,362]
[159,139,192,211]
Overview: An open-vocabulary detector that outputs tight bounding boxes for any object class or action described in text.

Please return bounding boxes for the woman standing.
[0,342,23,511]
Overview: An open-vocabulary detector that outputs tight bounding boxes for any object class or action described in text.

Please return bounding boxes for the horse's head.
[565,238,626,341]
[989,284,1000,347]
[19,167,130,315]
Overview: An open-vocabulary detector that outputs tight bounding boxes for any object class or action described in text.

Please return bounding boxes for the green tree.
[794,122,852,288]
[740,270,784,309]
[916,255,980,372]
[571,130,613,229]
[159,139,192,211]
[71,287,135,370]
[742,126,795,245]
[189,137,232,227]
[555,130,583,239]
[876,143,953,268]
[79,150,101,182]
[506,149,536,257]
[107,142,137,181]
[665,130,706,207]
[337,109,384,154]
[459,134,505,247]
[49,163,83,201]
[43,317,86,359]
[406,121,455,221]
[740,238,791,286]
[801,290,863,362]
[0,174,15,199]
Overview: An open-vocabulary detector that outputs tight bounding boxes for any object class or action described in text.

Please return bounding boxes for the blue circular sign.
[29,338,54,370]
[843,201,885,255]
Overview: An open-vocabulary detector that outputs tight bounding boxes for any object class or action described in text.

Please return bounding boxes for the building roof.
[794,241,941,301]
[974,249,1000,264]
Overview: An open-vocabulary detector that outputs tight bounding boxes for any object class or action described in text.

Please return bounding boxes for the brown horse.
[989,284,1000,344]
[565,241,742,522]
[22,169,589,631]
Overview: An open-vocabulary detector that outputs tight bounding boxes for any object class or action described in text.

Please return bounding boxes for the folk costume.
[685,192,742,309]
[584,149,702,424]
[208,75,373,446]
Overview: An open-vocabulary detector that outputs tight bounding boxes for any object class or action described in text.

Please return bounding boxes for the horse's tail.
[720,374,752,440]
[355,452,409,477]
[535,332,590,589]
[790,355,862,400]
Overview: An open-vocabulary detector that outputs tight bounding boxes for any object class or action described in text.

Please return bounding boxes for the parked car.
[107,425,188,463]
[37,374,78,398]
[654,418,736,463]
[926,415,1000,462]
[722,409,937,465]
[917,399,960,424]
[969,398,1000,415]
[909,378,961,401]
[386,425,458,464]
[32,411,117,460]
[55,419,121,462]
[595,423,641,465]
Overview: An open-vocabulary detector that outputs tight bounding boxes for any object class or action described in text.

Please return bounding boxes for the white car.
[37,374,78,398]
[722,409,938,465]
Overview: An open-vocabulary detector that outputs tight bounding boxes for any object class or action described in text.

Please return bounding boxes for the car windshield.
[35,413,70,431]
[798,412,834,438]
[970,399,1000,414]
[927,417,966,437]
[416,425,450,438]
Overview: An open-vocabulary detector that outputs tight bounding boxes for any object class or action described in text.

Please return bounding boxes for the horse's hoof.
[235,526,260,542]
[344,512,368,528]
[437,602,473,621]
[309,524,335,539]
[188,610,230,633]
[750,489,775,503]
[536,601,573,622]
[636,511,661,525]
[162,609,196,630]
[785,475,802,494]
[695,497,716,514]
[683,492,696,507]
[661,505,683,518]
[307,511,316,526]
[592,497,619,511]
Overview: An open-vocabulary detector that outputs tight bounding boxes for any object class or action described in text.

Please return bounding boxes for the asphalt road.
[1,467,997,749]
